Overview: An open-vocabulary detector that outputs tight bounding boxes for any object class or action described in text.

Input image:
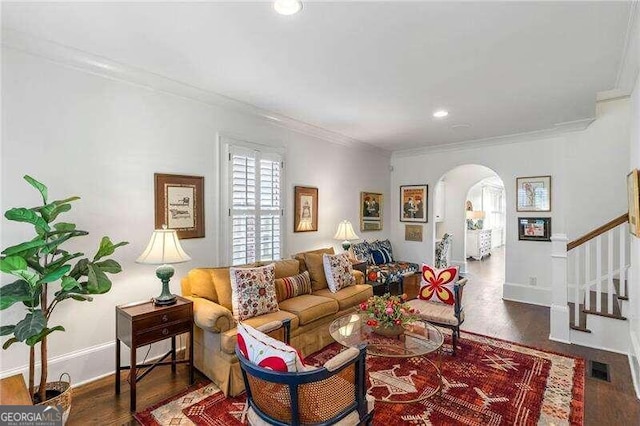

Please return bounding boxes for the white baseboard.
[0,337,187,388]
[630,332,640,400]
[502,282,551,307]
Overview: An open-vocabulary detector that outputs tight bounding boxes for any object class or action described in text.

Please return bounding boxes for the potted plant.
[357,293,419,337]
[0,175,128,415]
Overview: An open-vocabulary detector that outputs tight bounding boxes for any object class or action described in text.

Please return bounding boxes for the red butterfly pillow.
[236,322,307,372]
[418,264,459,305]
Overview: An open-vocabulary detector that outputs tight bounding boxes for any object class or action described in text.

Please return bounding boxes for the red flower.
[359,302,368,311]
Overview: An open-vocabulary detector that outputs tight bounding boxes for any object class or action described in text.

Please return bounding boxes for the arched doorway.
[432,164,505,293]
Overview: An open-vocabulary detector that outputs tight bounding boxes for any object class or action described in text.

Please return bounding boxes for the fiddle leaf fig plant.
[0,175,128,403]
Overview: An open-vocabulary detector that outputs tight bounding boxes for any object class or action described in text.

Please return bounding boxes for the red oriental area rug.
[135,331,584,425]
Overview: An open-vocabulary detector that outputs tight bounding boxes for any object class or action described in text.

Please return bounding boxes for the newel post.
[549,234,571,343]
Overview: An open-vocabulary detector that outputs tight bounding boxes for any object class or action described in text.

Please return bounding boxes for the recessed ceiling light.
[433,110,449,118]
[274,0,302,15]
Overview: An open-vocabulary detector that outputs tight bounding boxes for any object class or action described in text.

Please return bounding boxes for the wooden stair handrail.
[567,213,629,251]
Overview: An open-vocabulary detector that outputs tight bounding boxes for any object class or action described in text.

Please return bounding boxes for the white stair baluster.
[585,241,591,311]
[596,236,602,313]
[574,247,580,327]
[608,229,614,314]
[620,222,626,298]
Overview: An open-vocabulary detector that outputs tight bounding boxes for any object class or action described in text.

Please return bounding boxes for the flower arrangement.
[357,293,418,329]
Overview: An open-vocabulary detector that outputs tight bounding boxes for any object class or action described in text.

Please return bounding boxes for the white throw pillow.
[323,252,355,293]
[230,264,279,320]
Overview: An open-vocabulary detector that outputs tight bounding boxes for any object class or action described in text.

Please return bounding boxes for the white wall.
[391,98,630,307]
[0,47,390,384]
[436,165,495,272]
[629,71,640,399]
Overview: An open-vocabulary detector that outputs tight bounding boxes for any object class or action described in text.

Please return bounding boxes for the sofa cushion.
[418,264,459,305]
[278,294,339,325]
[274,271,312,302]
[304,252,330,291]
[370,248,393,265]
[221,310,300,354]
[230,264,279,320]
[274,259,300,279]
[237,322,306,372]
[323,253,355,293]
[313,284,373,311]
[187,268,219,302]
[209,268,234,310]
[294,247,334,273]
[406,299,463,326]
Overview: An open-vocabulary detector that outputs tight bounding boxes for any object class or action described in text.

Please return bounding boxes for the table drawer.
[135,304,191,331]
[136,320,191,345]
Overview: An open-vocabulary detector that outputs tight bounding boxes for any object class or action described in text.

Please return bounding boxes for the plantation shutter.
[229,146,283,266]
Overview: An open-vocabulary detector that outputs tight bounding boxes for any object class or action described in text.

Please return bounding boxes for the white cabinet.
[467,229,492,260]
[434,181,445,222]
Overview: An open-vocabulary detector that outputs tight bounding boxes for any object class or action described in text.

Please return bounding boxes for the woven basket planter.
[373,324,405,337]
[35,374,72,425]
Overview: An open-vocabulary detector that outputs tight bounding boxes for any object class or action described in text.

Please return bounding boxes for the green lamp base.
[341,240,352,251]
[154,264,177,306]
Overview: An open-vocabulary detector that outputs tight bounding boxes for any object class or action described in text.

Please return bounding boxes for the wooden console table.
[115,296,194,411]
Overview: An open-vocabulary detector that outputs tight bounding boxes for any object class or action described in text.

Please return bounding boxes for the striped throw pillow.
[274,271,312,302]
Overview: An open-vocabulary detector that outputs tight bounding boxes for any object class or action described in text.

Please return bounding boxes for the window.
[228,145,283,265]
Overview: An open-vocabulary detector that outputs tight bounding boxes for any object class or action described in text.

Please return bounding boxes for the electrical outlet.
[529,277,537,286]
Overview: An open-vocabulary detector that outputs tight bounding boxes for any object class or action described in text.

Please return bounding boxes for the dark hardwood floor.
[69,246,640,425]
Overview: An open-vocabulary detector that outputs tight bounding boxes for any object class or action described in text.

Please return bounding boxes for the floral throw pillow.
[236,322,306,372]
[230,264,278,320]
[418,264,458,305]
[323,252,355,293]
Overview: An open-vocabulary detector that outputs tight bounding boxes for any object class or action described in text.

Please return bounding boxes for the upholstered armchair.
[236,320,374,426]
[406,275,467,355]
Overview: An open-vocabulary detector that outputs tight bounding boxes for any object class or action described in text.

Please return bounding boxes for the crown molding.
[602,0,640,100]
[2,28,391,158]
[391,117,595,159]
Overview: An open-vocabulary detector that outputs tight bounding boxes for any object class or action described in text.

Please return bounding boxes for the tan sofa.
[180,247,372,396]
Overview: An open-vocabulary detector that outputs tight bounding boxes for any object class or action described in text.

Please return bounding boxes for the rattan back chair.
[236,320,373,426]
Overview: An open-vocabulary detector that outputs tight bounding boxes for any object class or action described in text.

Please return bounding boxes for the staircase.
[551,214,630,353]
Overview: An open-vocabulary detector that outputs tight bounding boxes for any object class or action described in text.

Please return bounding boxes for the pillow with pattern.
[236,322,306,372]
[418,264,459,305]
[371,239,394,262]
[322,252,355,293]
[350,241,373,264]
[230,264,279,320]
[274,271,312,302]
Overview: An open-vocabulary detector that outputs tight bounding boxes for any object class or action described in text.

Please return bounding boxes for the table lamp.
[333,220,359,251]
[466,210,485,230]
[136,226,191,306]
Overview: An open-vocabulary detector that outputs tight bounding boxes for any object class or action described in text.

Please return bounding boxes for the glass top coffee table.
[329,313,444,403]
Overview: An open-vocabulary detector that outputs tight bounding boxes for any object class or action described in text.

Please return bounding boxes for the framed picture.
[627,169,640,237]
[405,224,423,242]
[154,173,204,239]
[516,176,551,212]
[360,191,383,231]
[294,186,318,232]
[518,217,551,241]
[400,185,428,222]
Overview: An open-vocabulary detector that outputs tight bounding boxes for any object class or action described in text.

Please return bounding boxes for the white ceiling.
[1,1,633,152]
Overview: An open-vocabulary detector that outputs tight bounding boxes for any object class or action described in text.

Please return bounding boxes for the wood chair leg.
[452,327,458,356]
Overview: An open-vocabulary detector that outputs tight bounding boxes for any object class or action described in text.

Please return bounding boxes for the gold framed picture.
[627,169,640,237]
[360,191,383,231]
[400,185,428,223]
[405,224,423,242]
[154,173,204,239]
[294,186,318,232]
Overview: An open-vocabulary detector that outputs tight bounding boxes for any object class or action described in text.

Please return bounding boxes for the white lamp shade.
[333,220,359,241]
[136,229,191,265]
[466,210,486,220]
